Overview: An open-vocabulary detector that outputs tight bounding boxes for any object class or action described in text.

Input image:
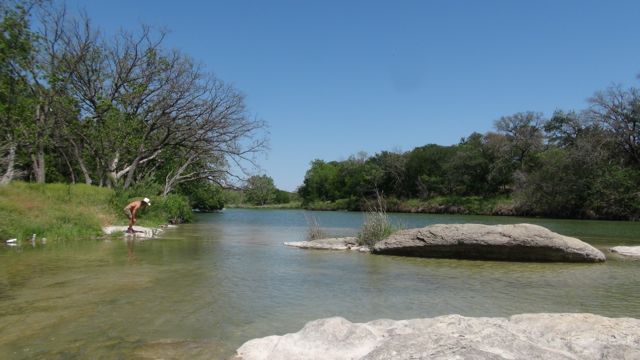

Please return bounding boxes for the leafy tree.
[182,181,224,211]
[494,111,544,169]
[298,160,340,202]
[404,144,455,198]
[368,151,407,196]
[0,3,35,185]
[446,133,493,195]
[244,175,277,205]
[273,189,291,204]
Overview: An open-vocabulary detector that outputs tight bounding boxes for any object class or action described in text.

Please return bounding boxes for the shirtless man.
[124,197,151,233]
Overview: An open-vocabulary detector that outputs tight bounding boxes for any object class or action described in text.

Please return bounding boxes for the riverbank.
[301,196,516,216]
[0,182,189,242]
[225,201,303,210]
[226,196,513,215]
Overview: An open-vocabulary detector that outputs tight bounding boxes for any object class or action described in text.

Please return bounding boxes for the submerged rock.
[610,246,640,258]
[373,223,605,262]
[285,237,370,252]
[102,226,162,239]
[234,313,640,360]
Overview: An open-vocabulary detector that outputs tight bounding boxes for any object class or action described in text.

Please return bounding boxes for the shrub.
[357,195,399,247]
[305,213,326,241]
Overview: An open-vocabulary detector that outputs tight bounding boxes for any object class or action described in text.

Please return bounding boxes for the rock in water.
[372,223,605,262]
[234,314,640,360]
[102,226,161,239]
[610,246,640,258]
[285,237,370,252]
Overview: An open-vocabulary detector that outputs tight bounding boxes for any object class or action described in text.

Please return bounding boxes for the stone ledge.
[234,313,640,360]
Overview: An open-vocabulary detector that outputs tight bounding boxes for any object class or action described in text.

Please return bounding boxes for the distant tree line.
[0,1,265,211]
[298,79,640,220]
[222,175,296,206]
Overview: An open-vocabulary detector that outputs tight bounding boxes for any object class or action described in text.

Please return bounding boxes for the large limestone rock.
[234,313,640,360]
[372,223,605,262]
[285,237,370,252]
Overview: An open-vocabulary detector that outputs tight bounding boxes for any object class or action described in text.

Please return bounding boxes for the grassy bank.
[0,182,193,242]
[0,182,116,241]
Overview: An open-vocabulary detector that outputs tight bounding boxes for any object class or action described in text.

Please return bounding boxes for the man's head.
[143,197,151,206]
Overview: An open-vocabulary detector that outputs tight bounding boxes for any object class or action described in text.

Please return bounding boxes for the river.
[1,209,639,358]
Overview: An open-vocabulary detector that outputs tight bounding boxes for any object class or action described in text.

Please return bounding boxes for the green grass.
[0,182,116,241]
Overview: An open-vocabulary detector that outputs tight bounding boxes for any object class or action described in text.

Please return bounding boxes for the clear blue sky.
[74,0,640,191]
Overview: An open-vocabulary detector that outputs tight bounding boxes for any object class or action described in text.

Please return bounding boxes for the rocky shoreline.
[233,313,640,360]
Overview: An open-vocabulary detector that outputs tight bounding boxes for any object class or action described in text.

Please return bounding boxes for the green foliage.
[179,181,224,211]
[244,175,277,205]
[588,166,640,220]
[274,189,291,204]
[149,194,193,225]
[222,189,245,205]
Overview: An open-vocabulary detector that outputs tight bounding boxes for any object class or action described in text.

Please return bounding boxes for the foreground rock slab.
[610,246,640,258]
[102,226,162,239]
[373,223,605,262]
[234,313,640,360]
[285,237,370,252]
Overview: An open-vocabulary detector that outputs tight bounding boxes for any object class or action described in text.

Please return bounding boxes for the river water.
[1,209,639,359]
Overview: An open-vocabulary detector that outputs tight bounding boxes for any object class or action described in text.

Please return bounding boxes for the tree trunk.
[123,154,142,190]
[32,104,47,183]
[0,143,17,186]
[70,139,92,185]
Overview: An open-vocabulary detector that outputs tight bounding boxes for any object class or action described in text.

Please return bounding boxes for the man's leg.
[125,208,134,233]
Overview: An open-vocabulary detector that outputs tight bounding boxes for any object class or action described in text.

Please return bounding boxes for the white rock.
[102,226,161,239]
[285,237,370,252]
[234,314,640,360]
[610,246,640,258]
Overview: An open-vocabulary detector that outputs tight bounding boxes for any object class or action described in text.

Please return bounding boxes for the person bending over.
[124,197,151,233]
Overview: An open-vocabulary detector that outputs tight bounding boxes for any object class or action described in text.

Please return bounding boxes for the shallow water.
[1,209,639,359]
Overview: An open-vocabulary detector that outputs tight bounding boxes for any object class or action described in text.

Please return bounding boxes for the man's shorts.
[124,207,133,219]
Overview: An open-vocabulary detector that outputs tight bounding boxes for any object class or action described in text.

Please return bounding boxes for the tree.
[544,110,585,147]
[367,151,407,197]
[63,19,265,190]
[588,84,640,166]
[298,160,340,202]
[494,111,545,169]
[404,144,455,198]
[244,175,277,205]
[0,2,35,185]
